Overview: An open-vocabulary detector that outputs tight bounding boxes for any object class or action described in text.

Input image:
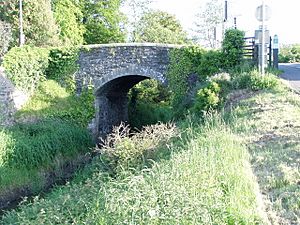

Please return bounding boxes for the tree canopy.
[134,10,188,44]
[0,0,60,47]
[80,0,126,44]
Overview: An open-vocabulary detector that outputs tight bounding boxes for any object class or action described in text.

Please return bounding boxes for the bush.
[46,47,80,91]
[232,70,280,91]
[99,122,177,173]
[192,81,221,113]
[196,50,223,77]
[222,29,245,69]
[3,46,49,93]
[167,46,223,112]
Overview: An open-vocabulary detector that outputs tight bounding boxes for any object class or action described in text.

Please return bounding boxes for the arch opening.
[94,75,152,141]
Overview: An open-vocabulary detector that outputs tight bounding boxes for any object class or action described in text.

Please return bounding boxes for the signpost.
[273,35,279,69]
[255,1,271,75]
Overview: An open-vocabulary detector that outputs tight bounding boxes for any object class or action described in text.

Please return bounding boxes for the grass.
[0,80,94,201]
[228,89,300,224]
[0,111,267,224]
[16,80,95,127]
[1,73,299,224]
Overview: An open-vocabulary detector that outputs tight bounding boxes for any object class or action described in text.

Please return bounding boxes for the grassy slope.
[1,81,299,224]
[230,90,300,224]
[0,80,94,197]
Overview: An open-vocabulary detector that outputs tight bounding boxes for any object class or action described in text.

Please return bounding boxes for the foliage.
[196,50,223,76]
[128,79,172,128]
[232,70,280,91]
[222,29,245,69]
[53,0,85,46]
[279,44,300,63]
[134,10,188,44]
[122,0,153,41]
[0,20,12,58]
[192,73,231,114]
[193,81,221,113]
[193,0,223,48]
[129,79,171,103]
[46,47,80,91]
[17,80,95,128]
[0,0,60,47]
[99,122,177,173]
[80,0,126,44]
[3,46,49,93]
[167,46,224,113]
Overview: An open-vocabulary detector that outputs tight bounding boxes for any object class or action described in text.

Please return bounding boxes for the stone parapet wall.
[0,67,29,127]
[0,67,15,126]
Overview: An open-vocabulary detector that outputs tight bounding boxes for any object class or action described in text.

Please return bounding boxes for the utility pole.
[261,0,265,75]
[19,0,25,46]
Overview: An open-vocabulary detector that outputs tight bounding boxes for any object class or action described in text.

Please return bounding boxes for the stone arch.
[92,65,166,141]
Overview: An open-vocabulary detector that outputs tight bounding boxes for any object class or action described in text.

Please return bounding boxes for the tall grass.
[1,114,265,224]
[0,79,94,194]
[0,119,92,193]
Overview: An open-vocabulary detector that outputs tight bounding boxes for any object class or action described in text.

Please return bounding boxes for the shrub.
[222,29,245,69]
[46,47,80,91]
[167,46,223,111]
[192,81,221,113]
[232,70,280,91]
[196,50,223,77]
[3,46,49,93]
[99,122,177,173]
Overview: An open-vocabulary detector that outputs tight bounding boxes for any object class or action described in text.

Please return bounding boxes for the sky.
[148,0,300,45]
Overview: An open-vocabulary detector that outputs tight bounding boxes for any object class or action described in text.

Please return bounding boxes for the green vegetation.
[134,10,188,44]
[0,44,94,201]
[0,0,60,47]
[16,80,95,127]
[1,110,265,224]
[53,0,85,46]
[3,46,49,93]
[0,78,94,195]
[229,90,300,223]
[0,119,92,192]
[222,29,245,69]
[2,71,298,224]
[279,44,300,63]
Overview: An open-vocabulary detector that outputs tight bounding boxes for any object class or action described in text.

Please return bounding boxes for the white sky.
[148,0,300,44]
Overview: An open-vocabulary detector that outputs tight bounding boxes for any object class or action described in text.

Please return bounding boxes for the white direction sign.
[255,5,272,22]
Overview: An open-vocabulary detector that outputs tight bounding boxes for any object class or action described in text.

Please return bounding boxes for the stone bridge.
[76,43,181,141]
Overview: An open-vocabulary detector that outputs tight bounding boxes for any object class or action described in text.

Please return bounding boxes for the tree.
[0,0,60,47]
[0,20,12,58]
[134,10,188,44]
[194,0,223,48]
[53,0,85,46]
[222,28,245,68]
[80,0,126,44]
[122,0,153,41]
